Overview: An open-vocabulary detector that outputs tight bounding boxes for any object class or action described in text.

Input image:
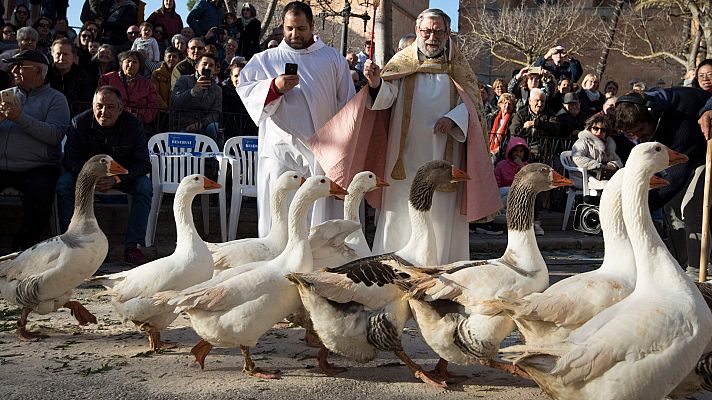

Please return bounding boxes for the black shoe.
[125,246,148,265]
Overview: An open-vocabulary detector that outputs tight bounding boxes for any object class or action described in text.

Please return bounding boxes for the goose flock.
[1,147,711,399]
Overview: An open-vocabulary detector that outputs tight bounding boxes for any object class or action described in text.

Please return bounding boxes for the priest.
[236,1,354,236]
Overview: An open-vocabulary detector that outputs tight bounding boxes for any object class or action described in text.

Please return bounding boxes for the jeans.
[56,172,153,248]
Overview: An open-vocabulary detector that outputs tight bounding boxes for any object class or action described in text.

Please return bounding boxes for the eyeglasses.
[698,72,712,80]
[12,64,38,71]
[417,28,447,39]
[590,126,608,133]
[38,23,50,28]
[3,30,15,35]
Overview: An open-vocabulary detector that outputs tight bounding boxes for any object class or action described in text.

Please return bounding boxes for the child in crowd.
[131,22,161,63]
[224,12,239,39]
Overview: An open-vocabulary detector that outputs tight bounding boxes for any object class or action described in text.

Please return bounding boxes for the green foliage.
[187,0,197,11]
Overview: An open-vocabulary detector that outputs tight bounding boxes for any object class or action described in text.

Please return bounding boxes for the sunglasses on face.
[3,30,15,35]
[38,23,50,28]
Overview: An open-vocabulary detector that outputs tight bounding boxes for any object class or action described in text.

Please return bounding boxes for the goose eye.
[368,174,373,178]
[194,177,199,181]
[320,179,326,183]
[655,146,661,152]
[100,159,107,164]
[293,175,298,179]
[541,167,548,173]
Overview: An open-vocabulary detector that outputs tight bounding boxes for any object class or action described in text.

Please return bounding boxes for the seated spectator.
[577,73,605,116]
[89,44,119,82]
[171,53,222,142]
[75,27,94,67]
[0,27,41,73]
[57,85,152,265]
[571,113,622,191]
[99,50,159,126]
[118,24,140,54]
[88,39,101,56]
[236,2,260,60]
[187,0,224,37]
[557,92,586,138]
[100,0,138,46]
[79,21,100,40]
[152,46,181,110]
[10,5,31,29]
[692,59,712,93]
[266,39,279,49]
[508,66,556,112]
[147,0,184,38]
[603,80,618,98]
[49,38,95,104]
[137,48,161,74]
[1,24,18,52]
[224,11,238,38]
[221,60,256,138]
[52,16,76,42]
[0,50,70,251]
[509,87,560,161]
[549,77,571,114]
[221,38,238,73]
[171,33,188,59]
[131,22,160,63]
[181,26,194,40]
[533,45,582,83]
[34,16,52,53]
[171,37,205,88]
[153,24,169,55]
[396,32,416,52]
[487,92,515,160]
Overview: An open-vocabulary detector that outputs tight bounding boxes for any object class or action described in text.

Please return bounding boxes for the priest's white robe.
[236,37,355,236]
[370,73,470,264]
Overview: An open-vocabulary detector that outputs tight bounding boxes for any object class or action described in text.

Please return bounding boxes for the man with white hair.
[396,32,416,52]
[0,50,70,251]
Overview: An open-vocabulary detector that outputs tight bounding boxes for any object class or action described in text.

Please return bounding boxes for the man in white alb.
[236,1,355,236]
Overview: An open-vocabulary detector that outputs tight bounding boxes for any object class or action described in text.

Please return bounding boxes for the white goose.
[154,176,347,378]
[287,160,470,387]
[0,155,127,340]
[90,174,220,350]
[482,168,667,345]
[309,170,389,268]
[207,171,304,271]
[502,143,712,400]
[398,164,571,380]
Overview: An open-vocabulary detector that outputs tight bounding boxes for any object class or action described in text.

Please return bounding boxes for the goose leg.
[479,358,531,379]
[431,358,469,383]
[16,307,48,341]
[317,345,346,376]
[147,329,177,351]
[304,329,322,348]
[63,301,97,325]
[241,345,280,379]
[394,350,447,388]
[191,339,213,369]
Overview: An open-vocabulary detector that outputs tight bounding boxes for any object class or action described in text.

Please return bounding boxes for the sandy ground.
[0,287,549,400]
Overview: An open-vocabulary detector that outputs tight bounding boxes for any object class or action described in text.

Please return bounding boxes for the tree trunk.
[260,0,279,42]
[595,0,624,79]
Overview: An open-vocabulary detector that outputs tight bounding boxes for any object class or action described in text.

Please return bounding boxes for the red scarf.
[489,111,511,154]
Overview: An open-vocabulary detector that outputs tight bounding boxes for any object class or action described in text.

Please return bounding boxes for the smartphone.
[285,63,298,76]
[201,68,212,80]
[528,66,543,75]
[1,89,15,104]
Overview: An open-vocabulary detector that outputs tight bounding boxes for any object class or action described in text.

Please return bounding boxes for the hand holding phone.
[285,63,298,75]
[1,89,16,105]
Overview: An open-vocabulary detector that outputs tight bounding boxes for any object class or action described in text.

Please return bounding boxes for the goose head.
[626,142,688,177]
[507,164,571,231]
[274,170,306,191]
[176,174,221,196]
[511,163,572,192]
[82,154,128,178]
[349,171,389,194]
[294,175,349,204]
[409,160,470,212]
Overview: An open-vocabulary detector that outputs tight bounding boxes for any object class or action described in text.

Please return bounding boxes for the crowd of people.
[0,0,711,280]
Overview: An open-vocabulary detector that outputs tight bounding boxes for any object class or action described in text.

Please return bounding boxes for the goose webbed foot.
[148,330,177,351]
[16,308,48,341]
[63,301,97,325]
[191,339,213,369]
[241,345,281,379]
[394,350,447,388]
[317,345,346,376]
[431,358,468,383]
[479,358,531,380]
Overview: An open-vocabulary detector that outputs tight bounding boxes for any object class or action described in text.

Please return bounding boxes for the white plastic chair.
[560,150,602,230]
[146,133,227,246]
[223,136,259,241]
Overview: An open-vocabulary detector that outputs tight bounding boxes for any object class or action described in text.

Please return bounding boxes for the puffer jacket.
[571,130,623,170]
[151,62,172,110]
[99,71,159,124]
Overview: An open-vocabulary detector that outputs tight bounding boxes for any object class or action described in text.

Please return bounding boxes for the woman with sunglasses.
[75,28,95,68]
[34,17,53,53]
[571,114,623,192]
[10,4,31,28]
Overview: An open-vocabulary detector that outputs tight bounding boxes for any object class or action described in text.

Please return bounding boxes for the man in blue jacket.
[187,0,225,38]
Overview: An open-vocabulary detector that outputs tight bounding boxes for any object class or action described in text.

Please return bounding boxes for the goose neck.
[398,203,437,265]
[506,182,535,232]
[283,191,313,255]
[264,188,290,242]
[69,170,100,227]
[343,188,365,222]
[173,188,200,244]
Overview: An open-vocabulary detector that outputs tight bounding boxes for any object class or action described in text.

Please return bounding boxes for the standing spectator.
[52,16,76,42]
[1,24,18,52]
[180,26,194,40]
[571,114,622,191]
[147,0,183,38]
[508,66,556,111]
[171,33,187,59]
[577,73,605,116]
[131,21,160,63]
[220,37,237,79]
[171,52,222,142]
[557,92,586,138]
[224,11,238,38]
[355,40,372,72]
[549,77,571,114]
[237,1,355,236]
[99,50,159,126]
[89,44,119,82]
[152,46,180,110]
[101,0,138,47]
[487,92,515,160]
[38,0,69,22]
[33,16,52,53]
[533,45,582,83]
[170,37,204,88]
[222,60,255,138]
[236,2,260,60]
[602,96,617,115]
[57,85,152,265]
[396,32,416,52]
[485,78,507,115]
[0,50,70,251]
[79,21,100,40]
[80,0,111,24]
[187,0,224,38]
[10,5,31,28]
[49,38,95,104]
[603,80,618,98]
[75,28,94,66]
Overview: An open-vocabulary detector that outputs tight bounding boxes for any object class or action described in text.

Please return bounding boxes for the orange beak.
[203,177,221,190]
[551,171,573,187]
[375,176,389,187]
[649,175,669,189]
[450,166,471,182]
[109,160,129,175]
[300,177,306,186]
[329,180,349,196]
[667,148,688,166]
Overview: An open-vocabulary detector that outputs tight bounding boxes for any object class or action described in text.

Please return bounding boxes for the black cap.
[3,50,49,66]
[563,92,580,104]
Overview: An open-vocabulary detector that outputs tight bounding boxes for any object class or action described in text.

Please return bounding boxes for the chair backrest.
[560,150,591,194]
[224,136,258,193]
[148,132,220,185]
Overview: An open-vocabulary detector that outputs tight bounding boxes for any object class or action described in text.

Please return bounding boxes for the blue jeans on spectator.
[201,122,220,146]
[56,172,153,248]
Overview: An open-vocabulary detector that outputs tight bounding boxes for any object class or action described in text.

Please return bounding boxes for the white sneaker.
[533,221,545,236]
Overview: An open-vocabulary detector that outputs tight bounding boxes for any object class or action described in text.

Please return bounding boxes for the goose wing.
[0,236,72,281]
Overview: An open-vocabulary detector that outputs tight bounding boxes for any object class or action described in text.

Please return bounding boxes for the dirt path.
[0,288,551,400]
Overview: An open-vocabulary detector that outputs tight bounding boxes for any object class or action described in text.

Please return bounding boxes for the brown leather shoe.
[125,247,148,266]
